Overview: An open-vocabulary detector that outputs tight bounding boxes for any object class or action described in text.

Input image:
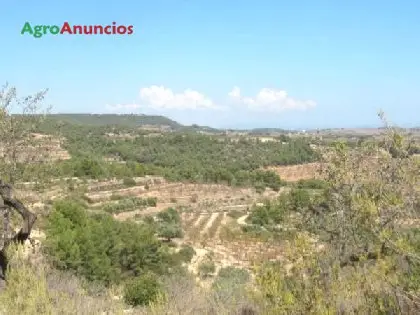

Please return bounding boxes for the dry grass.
[0,245,125,315]
[264,162,322,182]
[0,243,258,315]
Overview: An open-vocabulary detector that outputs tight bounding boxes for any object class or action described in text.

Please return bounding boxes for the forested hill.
[14,113,183,129]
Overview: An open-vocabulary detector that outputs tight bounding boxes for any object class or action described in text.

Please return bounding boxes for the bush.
[198,260,215,278]
[177,245,196,263]
[102,197,157,214]
[110,194,123,200]
[254,182,266,194]
[247,198,287,226]
[288,188,311,212]
[158,223,184,241]
[296,178,328,190]
[146,196,158,207]
[122,176,136,187]
[156,208,181,224]
[123,273,162,306]
[143,215,156,226]
[190,194,198,203]
[45,199,178,285]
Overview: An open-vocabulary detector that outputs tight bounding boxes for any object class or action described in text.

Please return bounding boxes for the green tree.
[158,223,184,241]
[123,272,162,306]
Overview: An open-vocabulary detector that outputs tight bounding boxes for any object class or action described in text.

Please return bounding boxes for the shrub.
[143,215,156,226]
[123,273,162,306]
[102,197,157,214]
[288,188,311,212]
[156,207,181,224]
[122,176,136,187]
[254,182,265,194]
[110,193,123,200]
[45,199,178,285]
[190,194,198,203]
[158,223,184,241]
[296,178,328,190]
[198,260,215,278]
[146,196,158,207]
[177,245,196,263]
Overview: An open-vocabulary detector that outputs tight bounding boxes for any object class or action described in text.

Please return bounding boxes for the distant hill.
[248,128,291,135]
[179,124,222,133]
[24,113,183,129]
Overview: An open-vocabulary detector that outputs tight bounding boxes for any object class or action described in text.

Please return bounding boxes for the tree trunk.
[0,179,37,281]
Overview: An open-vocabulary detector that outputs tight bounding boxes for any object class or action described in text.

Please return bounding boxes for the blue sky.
[1,1,419,129]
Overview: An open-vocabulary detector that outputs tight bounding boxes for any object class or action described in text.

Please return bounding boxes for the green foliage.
[197,260,215,278]
[254,182,266,194]
[176,245,196,263]
[102,197,157,214]
[156,207,181,224]
[122,176,136,187]
[156,208,183,241]
[288,188,311,212]
[213,267,250,288]
[44,199,178,286]
[37,113,181,129]
[32,118,318,187]
[247,197,288,227]
[247,188,314,230]
[158,223,184,241]
[123,272,163,307]
[57,157,147,180]
[252,116,420,314]
[110,193,123,201]
[295,178,328,190]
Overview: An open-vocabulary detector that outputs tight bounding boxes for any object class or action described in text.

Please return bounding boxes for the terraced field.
[264,162,322,181]
[15,175,290,284]
[180,209,285,273]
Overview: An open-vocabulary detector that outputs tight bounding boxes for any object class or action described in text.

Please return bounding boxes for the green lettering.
[50,25,60,35]
[33,25,43,38]
[20,22,33,35]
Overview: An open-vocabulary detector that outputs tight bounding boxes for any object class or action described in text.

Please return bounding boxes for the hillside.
[1,111,420,314]
[14,113,183,130]
[1,99,420,314]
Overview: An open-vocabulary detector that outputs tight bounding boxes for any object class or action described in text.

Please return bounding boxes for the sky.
[1,1,420,130]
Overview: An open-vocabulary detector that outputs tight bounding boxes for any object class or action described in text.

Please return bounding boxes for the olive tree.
[0,83,52,281]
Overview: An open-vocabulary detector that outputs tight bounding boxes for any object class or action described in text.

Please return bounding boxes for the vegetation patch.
[101,196,157,214]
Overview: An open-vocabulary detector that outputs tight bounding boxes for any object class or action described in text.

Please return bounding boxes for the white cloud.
[139,85,220,110]
[228,86,316,112]
[228,86,241,99]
